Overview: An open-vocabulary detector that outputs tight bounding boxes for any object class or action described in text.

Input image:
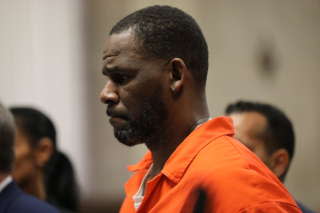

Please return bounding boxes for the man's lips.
[106,108,127,118]
[109,116,127,127]
[106,109,128,126]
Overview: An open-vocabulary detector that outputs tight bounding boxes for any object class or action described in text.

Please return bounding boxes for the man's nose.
[100,80,119,105]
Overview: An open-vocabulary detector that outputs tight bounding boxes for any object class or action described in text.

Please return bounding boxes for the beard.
[113,94,168,147]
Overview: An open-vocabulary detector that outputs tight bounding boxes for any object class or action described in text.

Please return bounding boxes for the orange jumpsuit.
[120,117,301,213]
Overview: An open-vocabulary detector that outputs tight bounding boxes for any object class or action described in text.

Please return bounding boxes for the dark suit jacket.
[0,181,59,213]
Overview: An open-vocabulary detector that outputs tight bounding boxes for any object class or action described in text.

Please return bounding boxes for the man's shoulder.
[182,135,300,212]
[191,135,254,170]
[1,182,59,213]
[189,135,281,184]
[9,193,59,213]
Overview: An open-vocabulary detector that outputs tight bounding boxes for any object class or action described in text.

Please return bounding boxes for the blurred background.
[0,0,319,212]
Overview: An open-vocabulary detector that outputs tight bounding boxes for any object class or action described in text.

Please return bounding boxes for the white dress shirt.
[0,175,12,193]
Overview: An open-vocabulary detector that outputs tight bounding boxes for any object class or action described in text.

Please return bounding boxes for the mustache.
[106,108,128,119]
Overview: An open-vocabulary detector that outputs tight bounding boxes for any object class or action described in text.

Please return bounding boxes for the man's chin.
[117,137,144,147]
[114,129,144,146]
[118,140,143,147]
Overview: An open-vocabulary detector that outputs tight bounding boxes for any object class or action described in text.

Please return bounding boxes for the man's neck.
[145,86,210,178]
[146,111,210,179]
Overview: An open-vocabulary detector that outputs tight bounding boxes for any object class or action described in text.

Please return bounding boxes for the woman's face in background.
[12,127,39,186]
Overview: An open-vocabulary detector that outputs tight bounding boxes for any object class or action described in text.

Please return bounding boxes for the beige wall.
[1,0,319,210]
[0,0,91,196]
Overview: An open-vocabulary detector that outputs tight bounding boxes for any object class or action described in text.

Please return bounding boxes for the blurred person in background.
[225,100,315,213]
[0,102,59,213]
[100,5,301,212]
[10,107,79,213]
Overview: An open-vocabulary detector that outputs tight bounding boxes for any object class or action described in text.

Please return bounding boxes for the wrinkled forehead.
[103,28,143,60]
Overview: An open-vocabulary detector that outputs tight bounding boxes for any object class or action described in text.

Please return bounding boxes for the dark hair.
[45,151,79,211]
[225,100,295,166]
[10,107,56,149]
[110,5,209,88]
[0,103,15,173]
[10,107,79,211]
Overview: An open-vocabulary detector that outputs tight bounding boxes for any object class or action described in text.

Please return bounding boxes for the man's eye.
[111,74,129,85]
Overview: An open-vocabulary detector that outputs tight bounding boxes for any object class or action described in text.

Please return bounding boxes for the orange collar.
[127,116,234,183]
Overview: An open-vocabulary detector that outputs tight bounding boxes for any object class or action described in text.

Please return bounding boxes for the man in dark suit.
[0,102,59,213]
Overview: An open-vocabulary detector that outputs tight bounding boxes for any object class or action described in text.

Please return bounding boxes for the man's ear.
[34,137,54,167]
[269,148,289,178]
[168,58,187,95]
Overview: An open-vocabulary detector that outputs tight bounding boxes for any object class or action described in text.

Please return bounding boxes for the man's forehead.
[231,112,266,126]
[230,112,268,150]
[230,112,267,137]
[103,29,140,59]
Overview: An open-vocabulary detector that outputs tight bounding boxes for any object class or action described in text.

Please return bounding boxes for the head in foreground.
[100,5,209,149]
